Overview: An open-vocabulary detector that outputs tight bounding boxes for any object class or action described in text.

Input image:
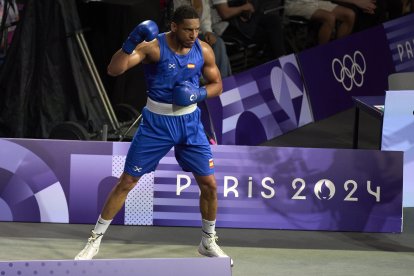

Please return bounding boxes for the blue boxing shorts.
[124,99,214,177]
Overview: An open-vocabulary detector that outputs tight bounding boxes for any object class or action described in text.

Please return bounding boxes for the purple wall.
[297,25,395,121]
[204,54,313,145]
[383,13,414,72]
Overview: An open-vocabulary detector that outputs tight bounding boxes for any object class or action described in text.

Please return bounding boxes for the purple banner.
[0,139,403,232]
[0,139,150,225]
[154,145,403,232]
[205,54,313,145]
[0,139,111,223]
[383,13,414,72]
[297,25,395,121]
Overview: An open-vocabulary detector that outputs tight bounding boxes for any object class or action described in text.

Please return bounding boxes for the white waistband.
[146,97,197,116]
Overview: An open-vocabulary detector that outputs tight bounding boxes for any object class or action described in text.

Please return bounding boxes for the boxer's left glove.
[173,81,207,106]
[122,20,159,54]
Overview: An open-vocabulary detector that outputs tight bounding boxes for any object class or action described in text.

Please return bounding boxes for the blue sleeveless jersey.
[143,33,204,104]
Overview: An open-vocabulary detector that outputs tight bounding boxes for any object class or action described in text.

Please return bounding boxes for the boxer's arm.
[200,41,222,98]
[107,42,153,76]
[107,20,159,76]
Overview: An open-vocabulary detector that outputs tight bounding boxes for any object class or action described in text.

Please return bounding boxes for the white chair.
[388,72,414,90]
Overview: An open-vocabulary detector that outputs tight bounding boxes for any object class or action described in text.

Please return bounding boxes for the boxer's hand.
[173,81,207,106]
[122,20,159,54]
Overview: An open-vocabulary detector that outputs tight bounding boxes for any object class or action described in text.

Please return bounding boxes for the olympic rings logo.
[332,50,366,91]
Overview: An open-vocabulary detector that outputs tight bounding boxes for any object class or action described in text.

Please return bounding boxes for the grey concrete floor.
[0,209,413,276]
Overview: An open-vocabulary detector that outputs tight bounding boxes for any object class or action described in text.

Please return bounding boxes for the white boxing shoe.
[198,232,233,266]
[74,230,103,260]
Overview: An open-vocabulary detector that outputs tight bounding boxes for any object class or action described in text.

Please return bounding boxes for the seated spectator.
[335,0,376,14]
[334,1,406,31]
[211,0,286,60]
[284,0,356,45]
[173,0,232,77]
[331,0,378,32]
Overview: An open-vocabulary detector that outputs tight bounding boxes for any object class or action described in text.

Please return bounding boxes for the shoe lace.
[86,236,97,245]
[81,233,102,252]
[208,236,226,255]
[90,232,103,243]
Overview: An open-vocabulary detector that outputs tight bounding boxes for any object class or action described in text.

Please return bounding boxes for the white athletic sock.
[202,219,216,236]
[93,215,112,235]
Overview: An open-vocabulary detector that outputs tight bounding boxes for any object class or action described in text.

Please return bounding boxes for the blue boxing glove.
[173,81,208,106]
[122,20,159,54]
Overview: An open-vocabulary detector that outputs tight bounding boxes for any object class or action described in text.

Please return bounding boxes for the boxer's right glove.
[122,20,159,54]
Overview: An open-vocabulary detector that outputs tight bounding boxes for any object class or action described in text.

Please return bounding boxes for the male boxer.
[74,5,232,264]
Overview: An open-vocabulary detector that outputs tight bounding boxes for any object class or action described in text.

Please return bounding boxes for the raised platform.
[0,257,232,276]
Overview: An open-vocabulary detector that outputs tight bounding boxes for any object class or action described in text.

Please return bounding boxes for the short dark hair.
[172,5,199,24]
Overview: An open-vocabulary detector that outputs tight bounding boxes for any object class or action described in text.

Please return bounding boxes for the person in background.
[211,0,286,60]
[284,0,356,45]
[331,0,380,32]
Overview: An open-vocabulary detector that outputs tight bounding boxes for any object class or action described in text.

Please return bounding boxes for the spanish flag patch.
[209,158,214,169]
[187,63,195,69]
